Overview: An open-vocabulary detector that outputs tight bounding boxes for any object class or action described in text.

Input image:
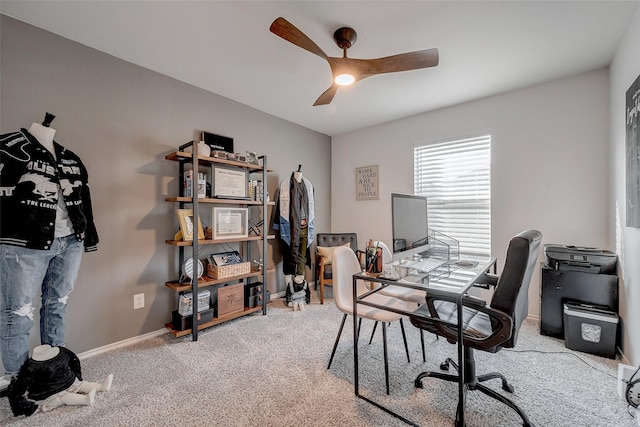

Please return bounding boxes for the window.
[414,135,491,257]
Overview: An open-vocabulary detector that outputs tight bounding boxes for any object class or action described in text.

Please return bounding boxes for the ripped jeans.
[0,235,83,376]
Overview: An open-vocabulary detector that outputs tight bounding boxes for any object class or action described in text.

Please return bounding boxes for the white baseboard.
[77,328,168,361]
[77,292,290,361]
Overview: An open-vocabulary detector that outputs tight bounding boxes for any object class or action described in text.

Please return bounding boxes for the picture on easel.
[177,209,205,241]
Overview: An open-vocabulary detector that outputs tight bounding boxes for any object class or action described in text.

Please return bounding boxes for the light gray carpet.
[0,288,636,427]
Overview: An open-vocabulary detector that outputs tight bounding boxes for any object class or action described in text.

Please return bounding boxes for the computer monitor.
[391,192,429,262]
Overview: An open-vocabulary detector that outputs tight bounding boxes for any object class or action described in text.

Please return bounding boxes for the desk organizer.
[426,228,459,261]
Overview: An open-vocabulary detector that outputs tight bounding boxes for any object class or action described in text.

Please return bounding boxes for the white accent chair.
[327,246,411,395]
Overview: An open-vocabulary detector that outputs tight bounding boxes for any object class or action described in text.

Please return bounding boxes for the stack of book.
[184,170,206,198]
[248,180,263,201]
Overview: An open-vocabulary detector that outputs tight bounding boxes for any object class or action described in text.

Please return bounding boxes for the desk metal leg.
[353,275,359,396]
[457,295,465,426]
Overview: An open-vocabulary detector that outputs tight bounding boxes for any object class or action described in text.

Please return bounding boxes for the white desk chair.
[327,246,411,395]
[374,240,429,362]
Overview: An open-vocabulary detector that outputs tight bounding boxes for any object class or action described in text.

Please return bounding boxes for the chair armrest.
[420,293,513,350]
[317,255,328,278]
[473,273,499,290]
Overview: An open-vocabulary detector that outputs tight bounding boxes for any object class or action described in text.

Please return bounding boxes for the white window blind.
[414,135,491,257]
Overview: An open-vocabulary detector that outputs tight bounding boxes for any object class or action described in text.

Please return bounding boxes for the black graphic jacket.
[0,129,98,251]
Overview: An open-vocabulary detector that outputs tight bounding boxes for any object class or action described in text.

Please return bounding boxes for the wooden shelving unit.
[164,146,272,340]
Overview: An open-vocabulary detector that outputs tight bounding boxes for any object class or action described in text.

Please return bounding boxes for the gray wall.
[0,16,331,359]
[610,5,640,366]
[331,68,611,336]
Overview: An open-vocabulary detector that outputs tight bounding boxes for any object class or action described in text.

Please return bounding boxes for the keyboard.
[403,258,446,273]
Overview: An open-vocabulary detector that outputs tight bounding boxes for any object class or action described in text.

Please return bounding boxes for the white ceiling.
[1,1,638,136]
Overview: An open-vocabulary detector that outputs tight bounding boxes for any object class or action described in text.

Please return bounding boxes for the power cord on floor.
[505,348,640,422]
[503,348,617,379]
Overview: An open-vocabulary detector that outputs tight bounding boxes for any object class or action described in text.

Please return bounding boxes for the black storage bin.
[563,303,618,359]
[245,282,270,308]
[172,308,214,331]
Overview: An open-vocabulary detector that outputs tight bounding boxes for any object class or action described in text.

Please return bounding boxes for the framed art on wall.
[626,73,640,228]
[355,165,379,200]
[213,207,248,240]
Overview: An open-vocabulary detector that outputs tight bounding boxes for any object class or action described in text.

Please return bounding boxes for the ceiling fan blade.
[313,84,339,106]
[352,48,439,76]
[270,17,328,60]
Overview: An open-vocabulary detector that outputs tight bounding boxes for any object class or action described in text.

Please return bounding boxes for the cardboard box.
[172,308,214,331]
[563,303,618,359]
[217,283,244,317]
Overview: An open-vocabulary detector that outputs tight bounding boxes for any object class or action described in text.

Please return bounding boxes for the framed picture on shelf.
[177,209,205,241]
[213,207,248,240]
[211,166,249,199]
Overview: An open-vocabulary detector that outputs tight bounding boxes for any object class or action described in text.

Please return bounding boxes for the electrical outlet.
[133,293,145,310]
[618,363,638,400]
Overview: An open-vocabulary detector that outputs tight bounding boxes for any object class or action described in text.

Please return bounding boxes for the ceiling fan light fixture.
[270,17,439,105]
[335,73,355,86]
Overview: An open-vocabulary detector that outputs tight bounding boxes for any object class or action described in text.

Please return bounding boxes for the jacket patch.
[18,173,57,202]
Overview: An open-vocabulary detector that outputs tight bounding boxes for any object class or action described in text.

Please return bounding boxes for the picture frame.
[355,165,379,200]
[626,73,640,227]
[213,207,248,240]
[211,165,249,199]
[177,209,205,242]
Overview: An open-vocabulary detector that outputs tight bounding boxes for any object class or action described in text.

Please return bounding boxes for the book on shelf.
[208,251,244,266]
[248,179,263,201]
[184,170,206,198]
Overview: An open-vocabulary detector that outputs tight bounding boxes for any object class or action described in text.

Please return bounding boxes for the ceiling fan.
[269,17,439,106]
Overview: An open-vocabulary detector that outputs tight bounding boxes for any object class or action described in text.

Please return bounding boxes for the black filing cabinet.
[540,266,618,338]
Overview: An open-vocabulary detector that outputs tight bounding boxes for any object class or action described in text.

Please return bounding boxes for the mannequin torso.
[32,345,60,362]
[27,122,74,236]
[28,122,56,158]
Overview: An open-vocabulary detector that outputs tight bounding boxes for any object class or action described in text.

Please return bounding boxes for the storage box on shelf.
[217,283,244,317]
[172,308,215,331]
[207,250,252,279]
[164,145,274,339]
[208,262,251,279]
[245,282,270,308]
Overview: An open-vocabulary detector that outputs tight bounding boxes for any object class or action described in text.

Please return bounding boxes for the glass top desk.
[352,256,497,426]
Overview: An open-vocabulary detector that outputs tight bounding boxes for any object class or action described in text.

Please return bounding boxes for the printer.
[544,244,617,274]
[541,244,619,340]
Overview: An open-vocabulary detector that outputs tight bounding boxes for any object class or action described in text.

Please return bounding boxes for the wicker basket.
[208,261,251,279]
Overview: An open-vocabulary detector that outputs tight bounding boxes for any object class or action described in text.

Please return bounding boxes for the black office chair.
[409,229,542,427]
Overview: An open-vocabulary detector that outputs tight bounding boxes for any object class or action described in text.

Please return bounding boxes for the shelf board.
[165,151,273,172]
[165,304,267,337]
[166,235,275,246]
[165,268,272,292]
[165,196,274,206]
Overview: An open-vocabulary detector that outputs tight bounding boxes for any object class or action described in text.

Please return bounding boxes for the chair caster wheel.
[503,383,514,393]
[414,379,423,389]
[440,361,450,371]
